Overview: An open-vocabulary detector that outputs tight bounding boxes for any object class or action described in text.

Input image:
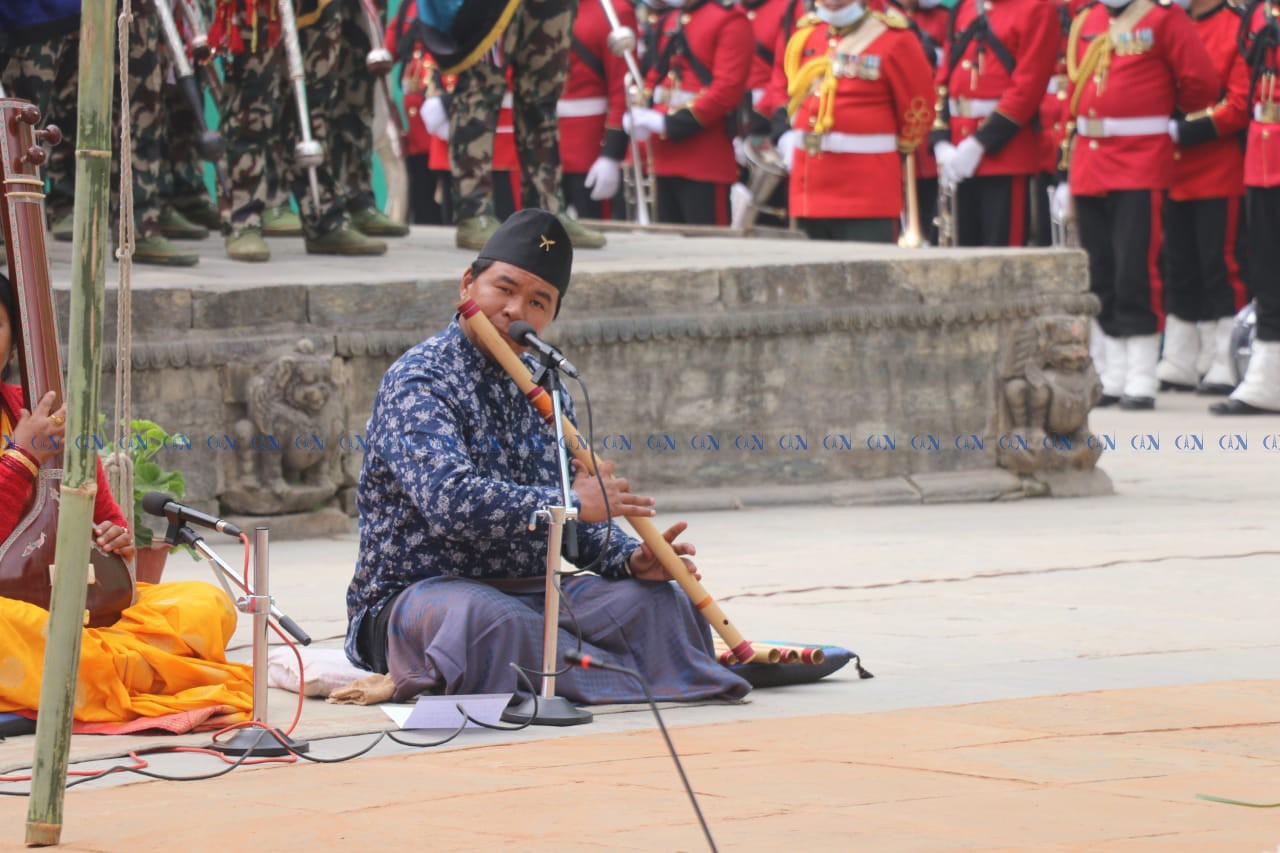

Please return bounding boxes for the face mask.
[817,2,865,27]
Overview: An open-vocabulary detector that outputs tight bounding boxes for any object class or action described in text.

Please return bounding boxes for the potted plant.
[121,419,187,584]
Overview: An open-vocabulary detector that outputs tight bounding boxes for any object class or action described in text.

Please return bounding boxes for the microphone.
[508,320,580,379]
[142,492,243,538]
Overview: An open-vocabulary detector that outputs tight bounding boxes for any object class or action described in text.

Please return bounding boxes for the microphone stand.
[500,361,594,727]
[165,521,312,755]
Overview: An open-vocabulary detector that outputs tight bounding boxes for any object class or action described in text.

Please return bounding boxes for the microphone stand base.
[209,728,311,757]
[500,695,593,727]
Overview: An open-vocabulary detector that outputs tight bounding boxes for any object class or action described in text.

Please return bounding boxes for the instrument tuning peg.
[36,124,62,146]
[14,104,40,126]
[21,145,47,167]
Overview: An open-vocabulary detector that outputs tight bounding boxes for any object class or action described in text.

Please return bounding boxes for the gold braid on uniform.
[785,21,839,129]
[1066,11,1112,119]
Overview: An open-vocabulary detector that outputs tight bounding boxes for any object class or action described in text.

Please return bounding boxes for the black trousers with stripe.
[1247,186,1280,342]
[955,174,1029,247]
[1162,195,1245,322]
[1076,189,1164,338]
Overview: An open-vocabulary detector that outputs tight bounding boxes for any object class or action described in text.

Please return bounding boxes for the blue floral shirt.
[344,319,636,668]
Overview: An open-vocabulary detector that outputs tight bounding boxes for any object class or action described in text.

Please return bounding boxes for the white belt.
[1046,74,1067,95]
[751,87,765,107]
[805,131,898,155]
[501,93,513,109]
[1255,102,1280,123]
[653,85,698,109]
[949,97,999,119]
[1076,115,1168,138]
[556,96,608,118]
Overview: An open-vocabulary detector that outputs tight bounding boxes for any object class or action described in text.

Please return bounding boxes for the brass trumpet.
[733,136,787,232]
[898,152,923,248]
[934,177,958,247]
[597,0,656,225]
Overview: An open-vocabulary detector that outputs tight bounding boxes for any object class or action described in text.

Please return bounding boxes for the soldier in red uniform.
[387,4,453,225]
[1058,0,1218,409]
[930,0,1059,247]
[627,0,754,225]
[1155,0,1250,395]
[1211,0,1280,414]
[559,0,634,219]
[776,0,936,240]
[1031,0,1076,247]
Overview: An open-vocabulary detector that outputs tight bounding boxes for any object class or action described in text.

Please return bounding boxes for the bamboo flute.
[458,298,759,664]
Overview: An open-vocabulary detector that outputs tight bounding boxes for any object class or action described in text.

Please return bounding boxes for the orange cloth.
[0,581,253,723]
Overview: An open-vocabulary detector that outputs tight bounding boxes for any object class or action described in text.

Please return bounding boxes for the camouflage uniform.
[450,0,577,220]
[44,37,79,227]
[1,32,77,228]
[112,9,168,240]
[162,80,214,214]
[220,0,361,237]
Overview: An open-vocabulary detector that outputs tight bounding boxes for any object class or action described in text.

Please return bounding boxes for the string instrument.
[458,299,769,664]
[0,98,135,627]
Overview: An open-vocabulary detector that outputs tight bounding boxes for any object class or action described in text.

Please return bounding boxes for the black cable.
[564,652,718,853]
[564,374,616,578]
[0,666,544,793]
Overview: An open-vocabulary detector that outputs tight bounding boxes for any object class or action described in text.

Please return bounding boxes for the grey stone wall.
[60,248,1101,524]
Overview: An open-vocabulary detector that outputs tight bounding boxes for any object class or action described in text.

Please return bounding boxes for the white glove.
[733,136,748,167]
[1168,119,1180,143]
[933,141,957,170]
[942,136,984,185]
[584,156,622,201]
[1051,182,1072,222]
[623,107,666,143]
[422,96,449,140]
[776,130,799,172]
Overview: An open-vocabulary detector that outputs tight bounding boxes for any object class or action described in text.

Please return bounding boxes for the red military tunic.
[742,0,809,99]
[1037,1,1074,173]
[1066,0,1219,195]
[1243,0,1280,188]
[1169,2,1249,199]
[785,10,937,218]
[936,0,1059,177]
[645,0,754,184]
[560,0,633,174]
[755,0,812,122]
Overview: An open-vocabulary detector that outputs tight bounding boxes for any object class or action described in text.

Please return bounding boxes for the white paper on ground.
[380,693,513,730]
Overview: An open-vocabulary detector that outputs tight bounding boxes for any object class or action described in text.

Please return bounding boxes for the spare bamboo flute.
[458,298,758,664]
[715,639,826,666]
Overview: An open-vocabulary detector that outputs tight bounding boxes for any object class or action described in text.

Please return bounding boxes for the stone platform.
[41,227,1106,529]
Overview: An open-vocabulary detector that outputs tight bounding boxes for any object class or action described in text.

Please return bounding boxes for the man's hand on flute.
[571,458,656,523]
[627,521,701,583]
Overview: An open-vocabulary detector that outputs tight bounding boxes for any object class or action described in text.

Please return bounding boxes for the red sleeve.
[992,0,1058,126]
[888,29,939,152]
[93,456,128,530]
[1166,7,1220,114]
[1211,21,1251,136]
[757,23,796,120]
[0,458,36,541]
[688,9,754,125]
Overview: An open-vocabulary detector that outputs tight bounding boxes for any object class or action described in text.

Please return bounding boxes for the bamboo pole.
[25,0,118,845]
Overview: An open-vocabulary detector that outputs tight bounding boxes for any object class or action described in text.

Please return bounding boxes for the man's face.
[458,260,561,357]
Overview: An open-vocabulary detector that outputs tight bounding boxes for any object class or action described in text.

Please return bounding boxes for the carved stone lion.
[1000,315,1103,474]
[221,339,344,515]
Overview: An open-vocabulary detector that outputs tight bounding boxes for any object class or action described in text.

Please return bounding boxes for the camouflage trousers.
[220,0,376,235]
[1,34,76,223]
[163,78,215,211]
[112,11,167,238]
[450,0,577,221]
[44,36,79,222]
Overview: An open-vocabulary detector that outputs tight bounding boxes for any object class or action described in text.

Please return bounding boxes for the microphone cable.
[564,651,719,853]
